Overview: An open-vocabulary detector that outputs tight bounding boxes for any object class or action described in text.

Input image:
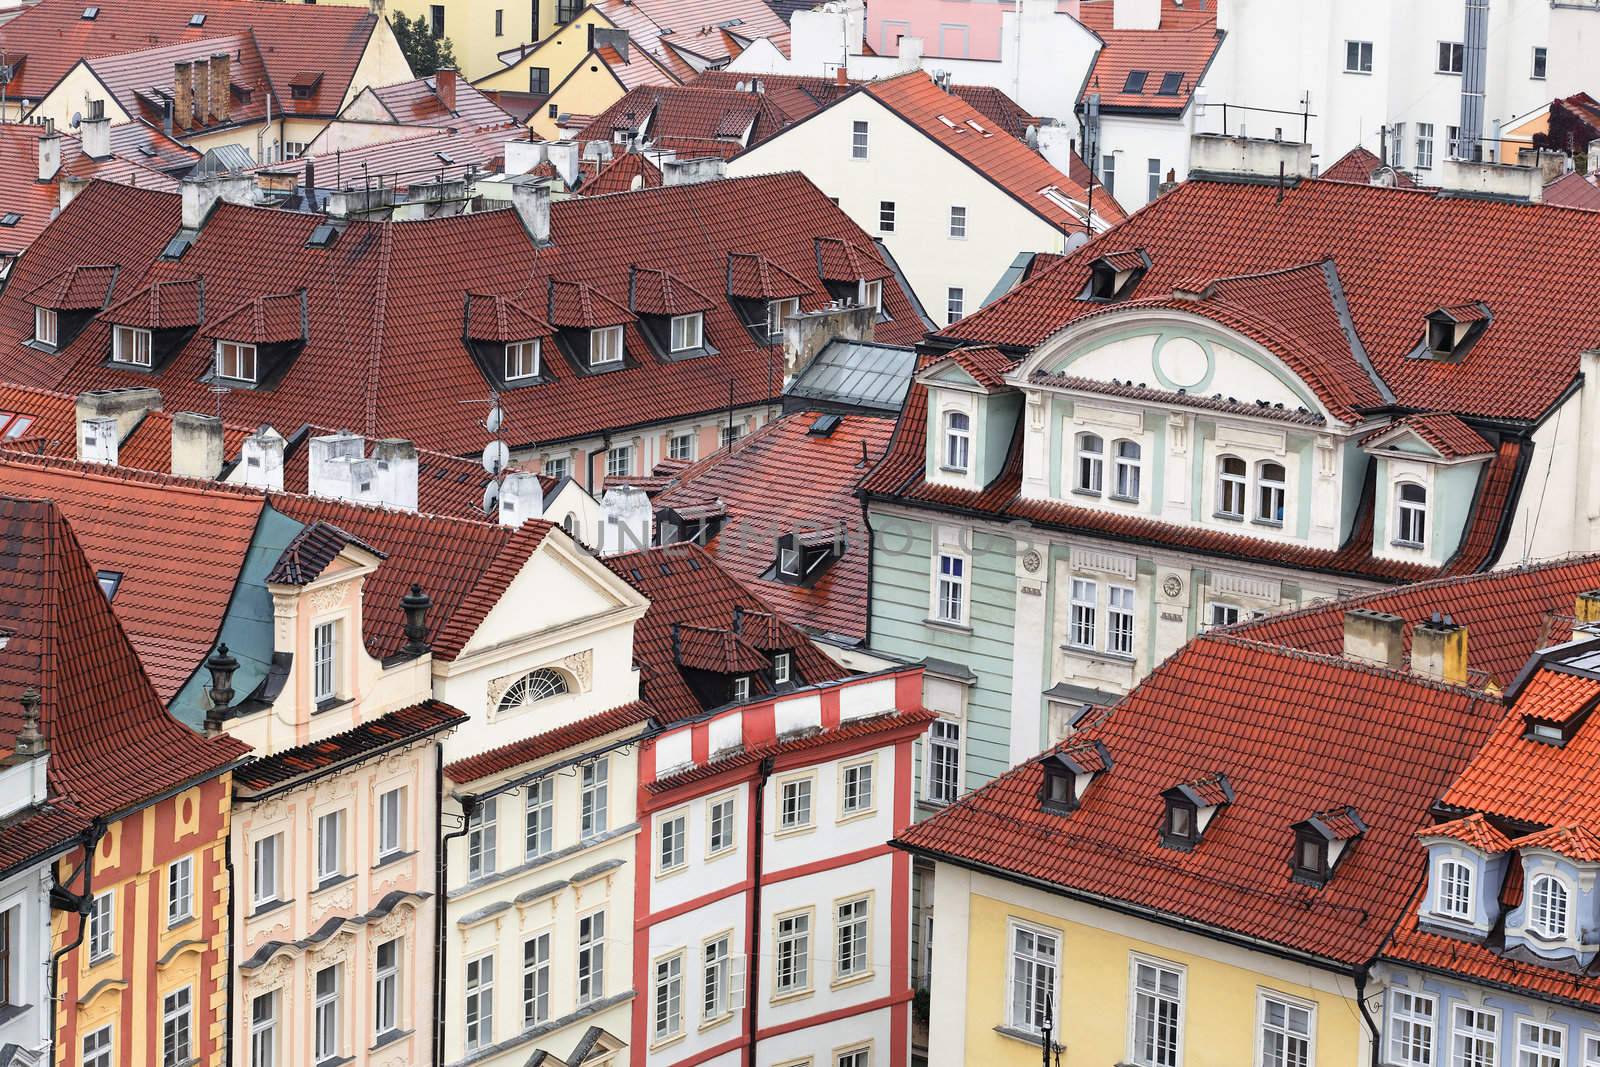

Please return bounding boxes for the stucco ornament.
[487,649,593,709]
[308,582,347,616]
[251,953,294,993]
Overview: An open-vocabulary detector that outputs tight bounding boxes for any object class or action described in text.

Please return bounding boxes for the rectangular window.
[841,761,874,815]
[928,719,960,804]
[464,955,494,1051]
[1147,158,1161,202]
[1518,1021,1563,1067]
[658,812,687,873]
[1438,40,1465,73]
[851,120,869,159]
[1451,1004,1496,1067]
[861,278,883,313]
[838,1050,870,1067]
[668,432,695,462]
[1416,123,1435,169]
[0,907,11,1007]
[83,1025,113,1067]
[936,552,965,625]
[879,201,895,232]
[113,325,152,366]
[1584,1032,1600,1067]
[653,953,683,1041]
[316,809,344,884]
[375,939,399,1038]
[1388,989,1435,1067]
[773,651,791,685]
[1447,125,1462,159]
[1130,959,1183,1067]
[605,445,632,479]
[835,897,869,979]
[167,857,193,926]
[494,7,503,34]
[1532,46,1548,79]
[948,205,967,239]
[429,4,444,35]
[314,964,340,1062]
[946,287,964,325]
[312,620,337,703]
[34,307,57,346]
[703,934,731,1020]
[1108,584,1136,657]
[467,800,496,880]
[1206,602,1241,629]
[766,297,798,340]
[544,455,569,481]
[89,890,114,962]
[216,340,258,382]
[590,324,624,366]
[378,787,404,861]
[733,677,750,703]
[1259,992,1314,1067]
[775,911,811,994]
[578,911,605,1003]
[505,339,541,380]
[250,992,276,1067]
[722,423,746,447]
[1345,40,1374,73]
[669,313,703,353]
[252,835,280,908]
[581,758,609,837]
[523,933,550,1028]
[780,778,813,830]
[709,794,736,854]
[1100,155,1116,197]
[556,0,582,21]
[525,778,554,859]
[162,986,192,1067]
[529,67,550,95]
[1069,578,1097,649]
[1008,922,1058,1033]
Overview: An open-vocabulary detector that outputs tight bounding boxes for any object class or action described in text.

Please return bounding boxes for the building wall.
[1376,963,1600,1066]
[385,0,590,80]
[0,860,55,1061]
[531,57,629,139]
[522,405,772,498]
[1095,110,1200,213]
[474,10,612,98]
[730,92,1070,319]
[53,777,233,1067]
[929,864,1366,1067]
[341,18,415,109]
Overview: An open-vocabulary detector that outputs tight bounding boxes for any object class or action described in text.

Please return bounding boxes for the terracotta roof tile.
[580,152,664,195]
[1417,812,1514,853]
[264,519,385,585]
[1363,412,1493,459]
[1543,172,1600,212]
[1321,146,1417,188]
[368,76,517,131]
[1075,0,1222,114]
[445,700,653,783]
[235,699,466,793]
[1514,824,1600,862]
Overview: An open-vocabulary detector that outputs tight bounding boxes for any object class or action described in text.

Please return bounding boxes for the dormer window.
[216,340,258,383]
[1290,807,1365,887]
[1395,483,1427,546]
[766,298,799,340]
[771,528,845,586]
[732,676,751,701]
[312,619,340,705]
[112,326,152,367]
[1074,433,1104,494]
[779,543,801,578]
[943,411,971,472]
[505,339,541,380]
[772,651,791,685]
[859,279,882,313]
[1419,303,1491,360]
[1164,800,1196,847]
[1037,740,1111,816]
[1159,774,1233,851]
[1294,834,1329,883]
[590,325,624,367]
[34,307,57,346]
[1528,874,1570,939]
[1435,859,1474,919]
[669,313,703,353]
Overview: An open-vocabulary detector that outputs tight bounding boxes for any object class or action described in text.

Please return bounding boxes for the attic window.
[1081,250,1148,303]
[1523,692,1599,747]
[1122,71,1149,94]
[437,151,456,165]
[1159,774,1234,851]
[1290,807,1365,888]
[967,119,990,135]
[189,12,205,25]
[1162,798,1197,849]
[1420,303,1491,360]
[96,570,122,600]
[1037,740,1111,816]
[305,223,338,248]
[937,115,960,130]
[0,213,19,227]
[162,232,197,260]
[81,5,98,17]
[808,414,842,437]
[1157,72,1184,96]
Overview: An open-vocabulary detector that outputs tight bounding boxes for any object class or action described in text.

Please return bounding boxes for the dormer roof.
[1297,805,1366,842]
[672,622,771,674]
[1417,812,1514,854]
[1093,248,1150,274]
[1165,772,1234,809]
[917,344,1015,392]
[26,264,119,310]
[1361,413,1494,461]
[815,237,892,283]
[547,279,637,329]
[1049,737,1111,775]
[463,293,554,342]
[203,290,307,344]
[99,275,204,329]
[1514,824,1600,863]
[629,266,714,316]
[726,252,814,300]
[265,519,387,586]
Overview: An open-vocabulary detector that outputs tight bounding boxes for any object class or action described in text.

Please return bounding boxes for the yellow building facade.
[375,0,596,80]
[929,865,1368,1067]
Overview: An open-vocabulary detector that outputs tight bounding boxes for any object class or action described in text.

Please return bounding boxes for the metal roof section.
[783,339,916,414]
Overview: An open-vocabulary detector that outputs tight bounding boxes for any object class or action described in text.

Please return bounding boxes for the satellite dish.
[70,112,82,129]
[481,440,511,475]
[481,479,501,515]
[485,403,504,434]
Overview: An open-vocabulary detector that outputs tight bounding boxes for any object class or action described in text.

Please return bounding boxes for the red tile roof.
[602,543,846,722]
[248,126,521,196]
[590,0,790,66]
[79,33,273,133]
[235,699,466,794]
[0,495,247,819]
[580,151,664,195]
[1543,171,1600,212]
[0,174,923,454]
[926,344,1015,391]
[1075,0,1222,114]
[575,84,793,149]
[265,519,384,585]
[650,412,893,640]
[896,633,1505,965]
[1417,812,1513,853]
[366,76,517,131]
[1321,146,1417,188]
[1514,824,1600,862]
[1363,412,1493,459]
[444,700,653,784]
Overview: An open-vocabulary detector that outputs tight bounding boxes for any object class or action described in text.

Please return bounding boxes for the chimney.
[1342,608,1405,670]
[238,426,286,490]
[661,157,726,185]
[370,438,419,511]
[192,56,210,127]
[897,35,924,72]
[78,415,119,465]
[1576,589,1600,625]
[1438,157,1543,203]
[174,61,194,131]
[170,411,225,480]
[307,431,367,500]
[1412,614,1469,685]
[1188,132,1312,182]
[834,65,848,87]
[435,66,458,112]
[37,119,60,182]
[59,176,91,211]
[499,471,546,527]
[0,688,49,817]
[545,140,580,188]
[180,173,256,230]
[324,183,395,220]
[782,303,876,380]
[503,138,548,175]
[75,387,162,444]
[1036,123,1073,175]
[210,52,231,123]
[509,176,552,243]
[80,99,110,159]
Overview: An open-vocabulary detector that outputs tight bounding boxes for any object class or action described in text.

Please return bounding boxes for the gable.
[335,87,399,124]
[920,359,988,390]
[476,13,610,91]
[457,535,646,657]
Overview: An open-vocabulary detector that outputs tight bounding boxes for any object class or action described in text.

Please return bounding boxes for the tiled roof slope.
[1075,0,1222,114]
[265,519,384,585]
[1235,555,1600,689]
[575,85,795,149]
[0,495,246,818]
[861,71,1127,228]
[1321,146,1417,188]
[651,411,893,640]
[84,33,272,132]
[580,151,664,195]
[248,127,521,197]
[0,175,922,454]
[445,700,654,783]
[235,699,465,793]
[942,177,1600,421]
[0,123,175,257]
[367,76,517,130]
[1364,412,1492,459]
[0,0,382,117]
[1543,171,1600,212]
[895,633,1504,966]
[602,544,845,722]
[0,453,265,701]
[590,0,791,65]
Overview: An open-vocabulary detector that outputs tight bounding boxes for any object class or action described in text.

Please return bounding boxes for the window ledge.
[1108,493,1140,505]
[373,849,415,871]
[770,987,814,1006]
[315,696,354,715]
[1251,517,1285,529]
[1061,645,1137,667]
[922,617,972,635]
[317,1056,356,1067]
[831,970,875,991]
[1390,539,1425,551]
[699,1012,735,1033]
[249,898,291,920]
[938,465,971,476]
[1212,511,1245,523]
[166,913,196,932]
[313,873,355,895]
[993,1025,1048,1047]
[773,823,816,839]
[1070,487,1102,500]
[370,1029,412,1051]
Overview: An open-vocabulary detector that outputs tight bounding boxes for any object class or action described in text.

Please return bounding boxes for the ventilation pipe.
[1457,0,1490,162]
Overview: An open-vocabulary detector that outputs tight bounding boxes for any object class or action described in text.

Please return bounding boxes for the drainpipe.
[224,816,237,1067]
[586,435,612,494]
[1354,967,1381,1067]
[435,777,475,1067]
[744,756,774,1067]
[48,820,107,1063]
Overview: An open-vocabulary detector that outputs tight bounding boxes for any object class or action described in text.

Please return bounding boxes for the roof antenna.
[858,437,868,468]
[1277,160,1285,204]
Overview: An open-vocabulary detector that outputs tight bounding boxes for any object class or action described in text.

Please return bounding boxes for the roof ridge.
[1212,631,1507,698]
[363,220,395,439]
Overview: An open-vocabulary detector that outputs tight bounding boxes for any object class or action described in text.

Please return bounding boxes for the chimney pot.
[401,583,432,654]
[1342,608,1405,670]
[834,65,848,87]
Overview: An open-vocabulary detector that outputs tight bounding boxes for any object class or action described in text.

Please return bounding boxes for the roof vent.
[807,413,842,436]
[305,222,339,248]
[0,213,19,227]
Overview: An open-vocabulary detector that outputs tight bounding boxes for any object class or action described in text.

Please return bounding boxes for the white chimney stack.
[545,139,580,188]
[238,426,286,491]
[503,139,548,175]
[170,412,225,480]
[370,438,418,511]
[308,431,367,500]
[80,99,111,160]
[307,432,418,510]
[509,176,552,243]
[662,157,727,185]
[38,119,61,182]
[78,416,119,465]
[180,173,256,231]
[499,471,546,527]
[599,485,653,555]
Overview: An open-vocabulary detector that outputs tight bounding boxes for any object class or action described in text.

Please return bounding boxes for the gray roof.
[784,339,916,414]
[190,143,256,177]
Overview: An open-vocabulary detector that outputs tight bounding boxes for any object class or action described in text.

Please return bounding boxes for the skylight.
[436,150,456,164]
[0,213,20,227]
[162,232,197,260]
[189,11,206,25]
[1157,71,1183,95]
[96,570,123,601]
[967,119,990,135]
[81,5,99,18]
[1123,70,1148,94]
[136,144,156,156]
[305,222,338,248]
[937,115,959,129]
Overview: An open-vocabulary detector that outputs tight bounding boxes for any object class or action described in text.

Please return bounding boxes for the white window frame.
[779,775,815,831]
[1451,1003,1498,1067]
[837,1047,871,1067]
[879,200,895,232]
[708,793,737,856]
[1113,439,1142,502]
[581,758,609,838]
[851,120,869,159]
[1417,122,1436,169]
[1128,955,1185,1067]
[83,1024,113,1067]
[1438,41,1465,74]
[1257,989,1316,1067]
[464,953,495,1051]
[947,287,964,325]
[1206,602,1241,629]
[1396,482,1428,548]
[313,963,341,1063]
[948,205,967,239]
[162,985,192,1067]
[1069,578,1098,650]
[523,931,551,1028]
[1107,584,1136,658]
[667,431,696,462]
[1435,858,1474,920]
[1583,1031,1600,1067]
[1517,1020,1564,1067]
[773,651,792,685]
[113,325,152,367]
[312,620,338,703]
[1075,433,1104,494]
[467,799,497,880]
[1345,39,1373,73]
[860,278,883,313]
[1532,45,1548,79]
[943,410,971,472]
[840,759,875,818]
[590,324,624,366]
[1388,988,1436,1067]
[935,550,966,626]
[1528,873,1571,939]
[732,675,752,701]
[250,991,276,1067]
[377,786,405,862]
[766,297,799,339]
[88,889,115,963]
[669,313,704,353]
[1447,125,1462,159]
[657,810,688,875]
[1005,919,1059,1034]
[703,932,732,1022]
[375,938,400,1038]
[577,910,606,1004]
[505,339,541,380]
[252,834,280,909]
[652,950,684,1042]
[1255,461,1286,526]
[525,777,554,860]
[167,856,193,927]
[1217,455,1247,519]
[33,307,57,346]
[926,718,961,804]
[834,895,871,982]
[605,444,633,480]
[544,455,570,481]
[216,339,258,383]
[315,808,344,885]
[774,908,813,997]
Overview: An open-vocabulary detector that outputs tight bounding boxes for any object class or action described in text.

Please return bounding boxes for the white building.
[0,706,61,1067]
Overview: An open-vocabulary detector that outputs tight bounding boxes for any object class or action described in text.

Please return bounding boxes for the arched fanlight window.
[1529,874,1570,939]
[498,668,570,715]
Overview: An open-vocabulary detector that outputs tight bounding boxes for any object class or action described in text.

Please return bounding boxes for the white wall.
[0,862,53,1060]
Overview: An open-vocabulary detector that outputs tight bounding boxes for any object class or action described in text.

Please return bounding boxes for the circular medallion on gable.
[1152,335,1213,392]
